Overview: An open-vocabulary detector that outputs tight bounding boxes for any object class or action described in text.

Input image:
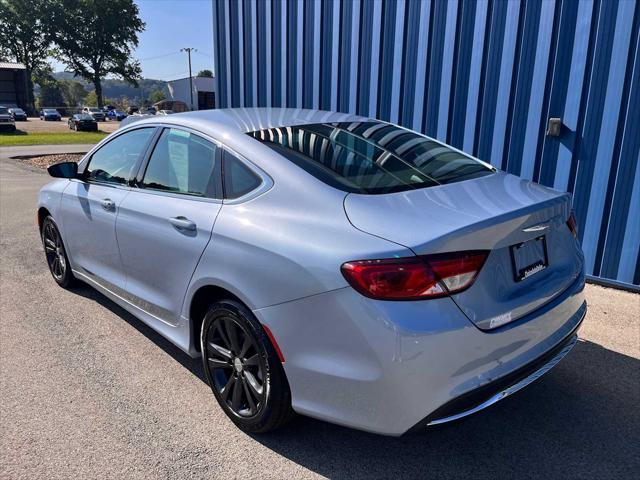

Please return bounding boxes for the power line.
[137,51,181,62]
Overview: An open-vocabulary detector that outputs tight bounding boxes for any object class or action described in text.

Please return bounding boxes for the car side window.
[223,152,262,199]
[85,128,154,185]
[141,128,220,198]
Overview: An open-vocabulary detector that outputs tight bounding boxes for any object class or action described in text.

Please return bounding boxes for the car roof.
[122,107,372,135]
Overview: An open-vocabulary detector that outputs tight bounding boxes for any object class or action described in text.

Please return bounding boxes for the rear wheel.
[42,216,76,288]
[201,299,294,433]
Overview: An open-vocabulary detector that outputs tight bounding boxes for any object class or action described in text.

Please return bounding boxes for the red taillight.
[341,251,488,300]
[567,211,578,238]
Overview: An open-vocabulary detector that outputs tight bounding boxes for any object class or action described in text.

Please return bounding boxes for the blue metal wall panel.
[213,0,640,287]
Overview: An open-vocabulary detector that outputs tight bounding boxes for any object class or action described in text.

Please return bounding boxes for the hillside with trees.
[51,72,169,105]
[0,0,150,111]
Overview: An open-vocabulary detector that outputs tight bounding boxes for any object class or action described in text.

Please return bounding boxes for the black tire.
[201,299,294,433]
[41,216,76,288]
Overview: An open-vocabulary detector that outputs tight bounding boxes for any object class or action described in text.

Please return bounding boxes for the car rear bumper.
[414,316,582,429]
[254,272,586,436]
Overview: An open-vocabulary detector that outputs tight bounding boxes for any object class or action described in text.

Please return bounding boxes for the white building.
[166,76,216,111]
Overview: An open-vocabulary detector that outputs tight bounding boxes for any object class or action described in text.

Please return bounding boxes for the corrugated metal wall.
[213,0,640,288]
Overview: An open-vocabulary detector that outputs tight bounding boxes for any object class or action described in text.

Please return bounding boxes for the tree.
[59,79,87,107]
[197,69,213,78]
[83,90,98,107]
[148,89,166,104]
[52,0,145,108]
[37,79,65,109]
[0,0,56,113]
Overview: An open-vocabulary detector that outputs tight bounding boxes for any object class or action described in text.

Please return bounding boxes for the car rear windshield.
[247,121,494,194]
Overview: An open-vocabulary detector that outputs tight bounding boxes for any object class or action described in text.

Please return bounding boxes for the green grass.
[0,130,108,146]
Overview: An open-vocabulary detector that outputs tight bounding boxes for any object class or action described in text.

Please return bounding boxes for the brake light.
[341,251,488,300]
[566,211,578,238]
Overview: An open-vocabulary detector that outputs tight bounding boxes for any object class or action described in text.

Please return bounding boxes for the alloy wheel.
[43,221,66,281]
[205,316,265,418]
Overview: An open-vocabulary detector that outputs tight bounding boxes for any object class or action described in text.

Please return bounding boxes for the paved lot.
[1,147,639,479]
[12,118,120,134]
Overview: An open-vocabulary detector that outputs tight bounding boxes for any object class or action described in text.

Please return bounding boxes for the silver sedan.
[38,108,586,435]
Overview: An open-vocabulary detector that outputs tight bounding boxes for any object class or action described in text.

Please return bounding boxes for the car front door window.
[84,128,155,185]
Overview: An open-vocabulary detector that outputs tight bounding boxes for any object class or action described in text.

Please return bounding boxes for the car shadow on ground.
[0,129,27,136]
[71,283,639,479]
[71,283,208,383]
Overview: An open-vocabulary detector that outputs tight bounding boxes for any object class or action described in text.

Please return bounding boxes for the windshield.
[0,107,8,114]
[12,108,24,114]
[77,114,93,120]
[247,121,494,194]
[44,109,57,114]
[88,108,100,113]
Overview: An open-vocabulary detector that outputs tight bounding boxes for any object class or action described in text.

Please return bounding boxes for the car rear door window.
[85,127,154,185]
[141,128,220,198]
[223,152,262,199]
[247,121,494,194]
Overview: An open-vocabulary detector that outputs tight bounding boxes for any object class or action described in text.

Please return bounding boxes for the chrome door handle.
[169,216,197,231]
[101,198,115,211]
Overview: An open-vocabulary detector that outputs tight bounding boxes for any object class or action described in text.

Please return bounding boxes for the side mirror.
[47,161,78,179]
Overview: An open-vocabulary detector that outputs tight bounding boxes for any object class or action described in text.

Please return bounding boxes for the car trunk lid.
[344,172,584,330]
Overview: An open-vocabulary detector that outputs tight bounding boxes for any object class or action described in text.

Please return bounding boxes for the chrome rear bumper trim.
[427,334,579,426]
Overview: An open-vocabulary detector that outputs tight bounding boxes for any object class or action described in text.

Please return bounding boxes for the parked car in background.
[81,107,106,122]
[68,113,98,131]
[157,110,174,115]
[106,110,127,121]
[142,106,156,115]
[40,108,61,121]
[37,108,586,436]
[127,106,139,115]
[8,107,27,121]
[0,106,17,131]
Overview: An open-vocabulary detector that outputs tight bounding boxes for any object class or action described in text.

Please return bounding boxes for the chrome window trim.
[127,186,223,205]
[68,177,133,192]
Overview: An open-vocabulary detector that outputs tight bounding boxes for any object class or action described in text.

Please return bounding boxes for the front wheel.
[200,300,294,433]
[42,216,76,288]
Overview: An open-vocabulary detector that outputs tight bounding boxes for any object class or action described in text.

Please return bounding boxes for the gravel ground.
[12,118,119,134]
[17,153,84,169]
[1,151,639,480]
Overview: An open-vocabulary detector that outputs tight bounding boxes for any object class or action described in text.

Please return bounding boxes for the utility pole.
[181,47,196,110]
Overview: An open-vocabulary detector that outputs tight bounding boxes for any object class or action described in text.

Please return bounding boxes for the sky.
[51,0,215,81]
